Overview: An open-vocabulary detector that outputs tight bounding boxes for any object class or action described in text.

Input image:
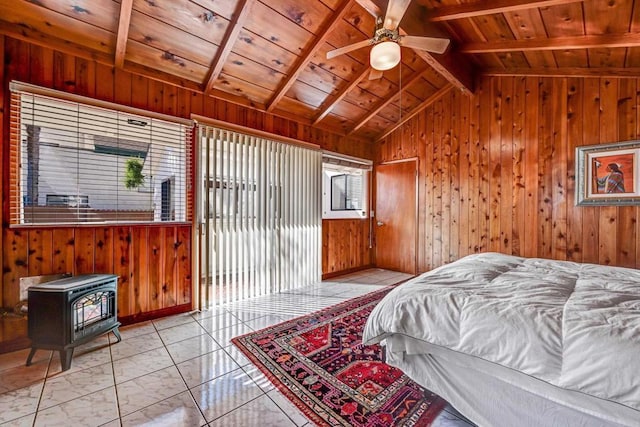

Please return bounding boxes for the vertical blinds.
[198,126,322,307]
[9,83,193,225]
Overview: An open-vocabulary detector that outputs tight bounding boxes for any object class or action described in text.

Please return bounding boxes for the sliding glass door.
[196,126,321,308]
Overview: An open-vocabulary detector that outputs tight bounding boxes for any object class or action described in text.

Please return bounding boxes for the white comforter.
[363,252,640,412]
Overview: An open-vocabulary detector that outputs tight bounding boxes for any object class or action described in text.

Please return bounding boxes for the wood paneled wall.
[378,75,640,272]
[322,219,372,276]
[3,226,192,317]
[1,37,373,318]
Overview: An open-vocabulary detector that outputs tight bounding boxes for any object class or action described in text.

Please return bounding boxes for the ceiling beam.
[266,0,356,112]
[349,68,430,134]
[375,83,452,141]
[483,67,640,78]
[313,65,370,125]
[463,32,640,53]
[411,49,473,94]
[203,0,255,94]
[356,0,475,93]
[428,0,584,22]
[115,0,133,68]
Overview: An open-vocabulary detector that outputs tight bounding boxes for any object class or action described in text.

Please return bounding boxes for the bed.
[362,252,640,427]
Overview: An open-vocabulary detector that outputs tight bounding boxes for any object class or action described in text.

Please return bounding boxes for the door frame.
[375,157,419,274]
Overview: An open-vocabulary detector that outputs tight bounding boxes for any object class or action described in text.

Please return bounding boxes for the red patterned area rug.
[231,287,447,426]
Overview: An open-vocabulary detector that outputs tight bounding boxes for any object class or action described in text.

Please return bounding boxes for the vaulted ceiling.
[2,0,639,140]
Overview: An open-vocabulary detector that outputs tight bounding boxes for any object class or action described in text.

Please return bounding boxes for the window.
[9,82,193,225]
[322,153,371,219]
[331,174,362,211]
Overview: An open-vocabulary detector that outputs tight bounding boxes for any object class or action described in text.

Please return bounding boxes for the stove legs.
[59,348,74,371]
[112,327,122,343]
[25,347,37,366]
[25,347,74,371]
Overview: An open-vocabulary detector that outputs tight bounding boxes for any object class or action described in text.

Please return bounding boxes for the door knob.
[376,221,384,226]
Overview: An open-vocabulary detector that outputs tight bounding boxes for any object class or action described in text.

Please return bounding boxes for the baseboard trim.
[118,303,193,326]
[322,265,374,280]
[0,336,31,354]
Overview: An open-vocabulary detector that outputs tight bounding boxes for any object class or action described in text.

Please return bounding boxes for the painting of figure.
[591,154,634,194]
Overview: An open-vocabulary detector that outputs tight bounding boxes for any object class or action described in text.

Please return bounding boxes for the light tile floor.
[0,269,475,427]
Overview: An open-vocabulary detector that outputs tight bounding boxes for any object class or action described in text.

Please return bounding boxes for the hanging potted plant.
[124,157,145,189]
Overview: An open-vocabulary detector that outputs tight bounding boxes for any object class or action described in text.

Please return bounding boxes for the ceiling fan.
[326,0,450,79]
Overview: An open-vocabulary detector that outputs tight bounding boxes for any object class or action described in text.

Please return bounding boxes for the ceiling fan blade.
[383,0,411,29]
[399,36,450,54]
[327,40,373,59]
[369,69,384,80]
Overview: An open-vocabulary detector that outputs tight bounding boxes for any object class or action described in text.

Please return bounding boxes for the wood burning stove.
[26,274,121,371]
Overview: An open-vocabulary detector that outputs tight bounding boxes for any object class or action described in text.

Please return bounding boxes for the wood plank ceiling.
[2,0,639,140]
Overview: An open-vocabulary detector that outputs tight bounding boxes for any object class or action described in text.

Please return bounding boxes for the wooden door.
[375,160,417,273]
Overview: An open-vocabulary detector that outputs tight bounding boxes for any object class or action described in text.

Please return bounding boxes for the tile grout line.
[107,332,123,426]
[35,350,59,424]
[180,311,253,425]
[28,350,54,427]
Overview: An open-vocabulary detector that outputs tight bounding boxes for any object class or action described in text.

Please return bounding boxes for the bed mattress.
[362,252,640,426]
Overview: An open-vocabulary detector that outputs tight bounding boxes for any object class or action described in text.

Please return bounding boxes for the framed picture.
[576,140,640,206]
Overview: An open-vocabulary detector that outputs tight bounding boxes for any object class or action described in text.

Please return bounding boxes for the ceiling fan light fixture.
[370,41,400,71]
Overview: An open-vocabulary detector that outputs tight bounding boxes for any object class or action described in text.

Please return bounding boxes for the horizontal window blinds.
[9,83,192,225]
[198,126,322,307]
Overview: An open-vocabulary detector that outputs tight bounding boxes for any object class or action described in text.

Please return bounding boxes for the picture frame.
[575,140,640,206]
